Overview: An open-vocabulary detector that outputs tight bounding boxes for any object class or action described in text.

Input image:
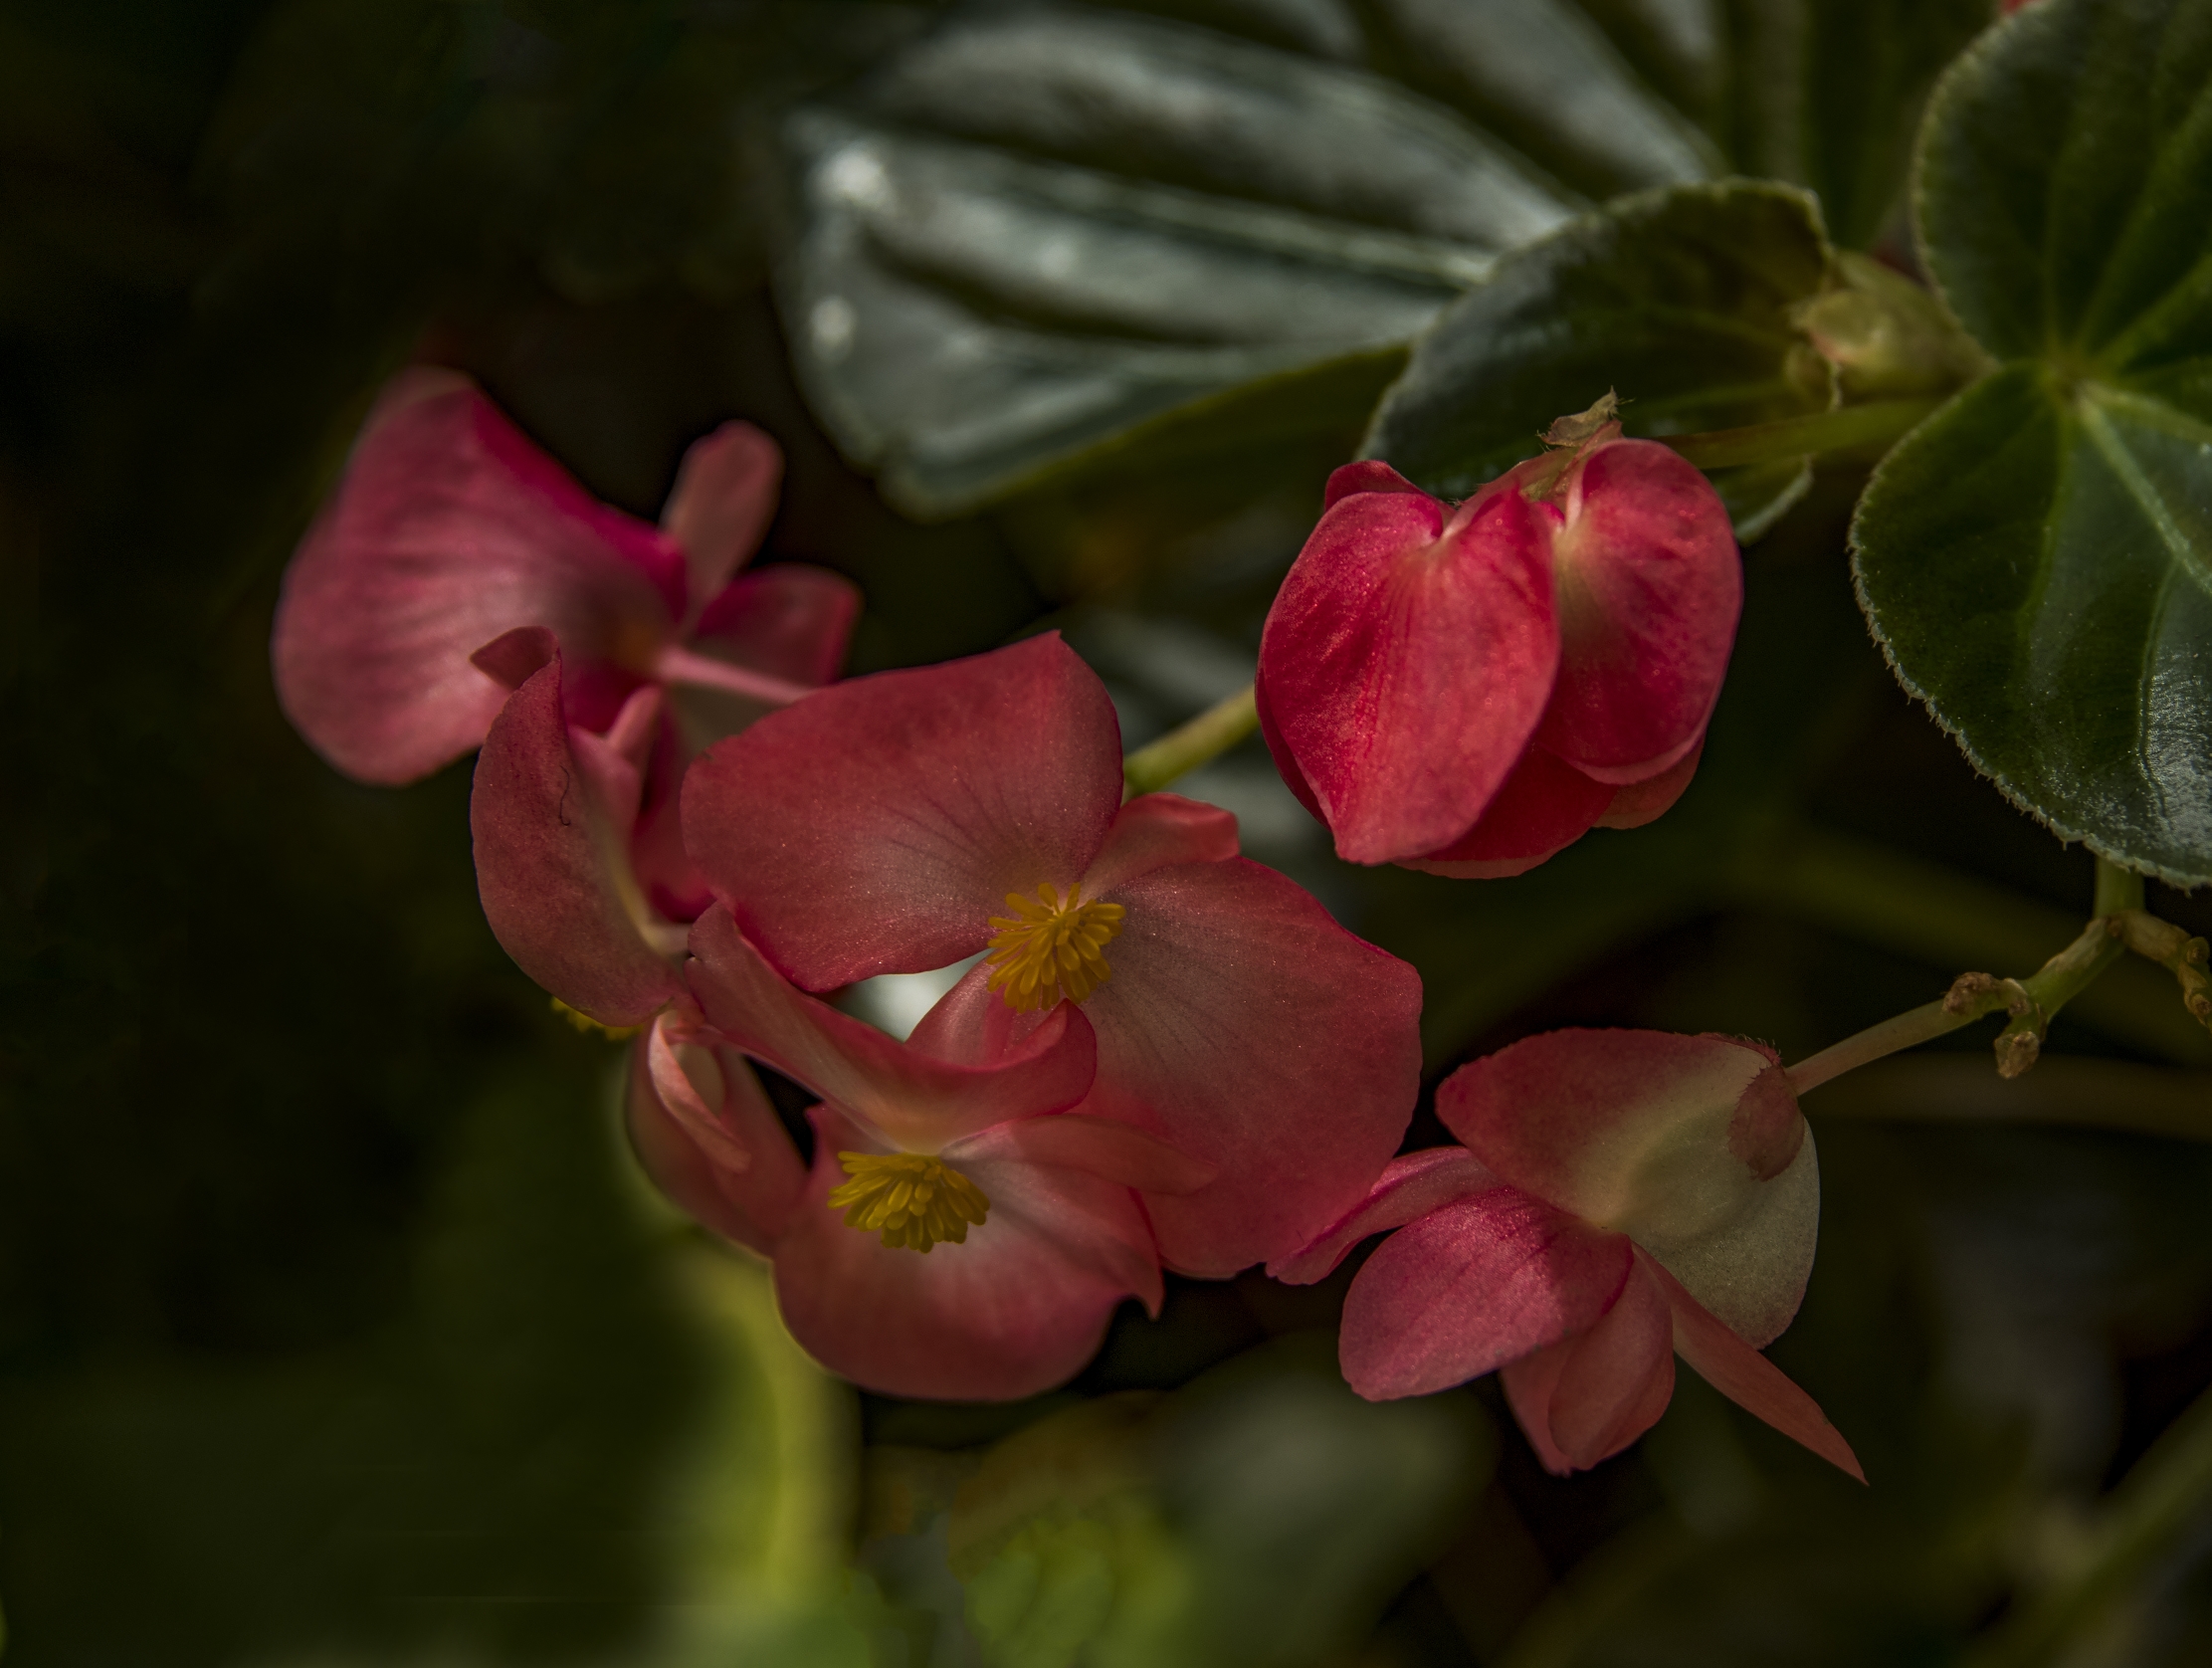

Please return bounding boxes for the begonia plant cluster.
[274,367,1859,1478]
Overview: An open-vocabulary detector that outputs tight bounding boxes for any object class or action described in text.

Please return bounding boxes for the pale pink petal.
[1339,1186,1631,1400]
[624,1013,807,1255]
[1533,439,1741,781]
[1594,734,1706,830]
[1507,1253,1676,1472]
[685,906,1097,1151]
[1258,484,1559,864]
[1398,745,1613,877]
[692,564,861,688]
[273,368,683,784]
[1437,1029,1819,1346]
[1647,1251,1864,1481]
[469,655,683,1027]
[770,1107,1155,1399]
[660,421,781,614]
[990,1114,1217,1195]
[684,634,1123,989]
[1078,793,1240,899]
[1071,855,1423,1277]
[1268,1147,1498,1285]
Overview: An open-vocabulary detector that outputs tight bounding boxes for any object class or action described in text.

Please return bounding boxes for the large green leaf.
[1851,0,2212,884]
[1361,181,1837,537]
[777,1,1983,518]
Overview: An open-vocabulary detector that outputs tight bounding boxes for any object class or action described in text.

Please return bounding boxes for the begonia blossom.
[677,633,1425,1279]
[1256,410,1739,877]
[627,912,1224,1398]
[273,365,859,916]
[1274,1028,1861,1480]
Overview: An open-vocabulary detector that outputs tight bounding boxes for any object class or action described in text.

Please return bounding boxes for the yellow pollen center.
[827,1151,990,1253]
[983,885,1126,1012]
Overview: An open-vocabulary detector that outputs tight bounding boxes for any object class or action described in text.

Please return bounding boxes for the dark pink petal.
[684,634,1123,989]
[1323,459,1428,509]
[770,1107,1156,1399]
[1532,439,1741,782]
[1436,1028,1819,1347]
[273,368,683,784]
[470,656,684,1027]
[692,565,861,689]
[1398,746,1613,878]
[1254,674,1324,823]
[1269,1147,1498,1285]
[1594,734,1706,830]
[1339,1186,1631,1400]
[1647,1251,1864,1481]
[659,421,782,615]
[1258,485,1559,864]
[628,723,713,924]
[624,1012,808,1255]
[1502,1253,1676,1473]
[1078,793,1240,899]
[1072,855,1423,1277]
[686,906,1097,1151]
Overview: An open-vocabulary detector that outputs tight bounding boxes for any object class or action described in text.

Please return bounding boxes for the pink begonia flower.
[273,365,859,916]
[1256,416,1739,878]
[678,633,1425,1280]
[630,912,1225,1398]
[1273,1028,1862,1480]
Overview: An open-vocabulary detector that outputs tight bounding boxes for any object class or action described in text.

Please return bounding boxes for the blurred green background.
[9,2,2212,1664]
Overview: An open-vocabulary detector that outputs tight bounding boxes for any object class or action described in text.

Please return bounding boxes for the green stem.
[1122,684,1259,797]
[1785,999,1971,1095]
[1661,397,1943,472]
[1966,1380,2212,1667]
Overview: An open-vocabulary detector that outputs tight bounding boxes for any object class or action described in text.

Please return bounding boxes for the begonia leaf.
[778,3,1961,518]
[1362,181,1837,538]
[1851,0,2212,884]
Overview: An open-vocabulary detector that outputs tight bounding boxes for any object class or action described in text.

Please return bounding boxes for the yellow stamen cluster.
[983,885,1126,1011]
[827,1151,990,1253]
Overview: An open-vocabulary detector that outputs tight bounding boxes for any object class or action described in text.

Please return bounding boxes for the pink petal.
[991,1114,1217,1195]
[1323,459,1429,509]
[691,564,861,689]
[1255,674,1325,824]
[1647,1251,1864,1482]
[469,654,684,1027]
[1269,1147,1498,1285]
[1257,483,1559,864]
[685,906,1098,1151]
[1502,1252,1676,1473]
[770,1107,1157,1399]
[659,421,782,615]
[1071,855,1423,1277]
[684,634,1123,989]
[624,1012,808,1255]
[1339,1186,1632,1400]
[1532,439,1741,781]
[1077,793,1241,899]
[1594,733,1706,830]
[1398,745,1613,877]
[627,723,713,924]
[1436,1029,1819,1347]
[273,368,684,784]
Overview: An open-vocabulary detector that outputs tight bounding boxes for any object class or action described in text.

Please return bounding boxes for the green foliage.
[1852,0,2212,883]
[857,1340,1484,1668]
[1362,180,1837,536]
[778,0,1973,519]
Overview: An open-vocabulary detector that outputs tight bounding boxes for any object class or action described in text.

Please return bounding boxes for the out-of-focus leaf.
[779,1,1989,518]
[1851,0,2212,884]
[779,5,1559,515]
[1362,180,1836,537]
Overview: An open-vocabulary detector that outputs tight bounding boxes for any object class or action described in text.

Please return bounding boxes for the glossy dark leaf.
[1362,181,1836,537]
[778,1,1975,518]
[1852,0,2212,883]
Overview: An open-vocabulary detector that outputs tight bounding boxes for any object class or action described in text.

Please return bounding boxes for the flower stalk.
[1660,397,1943,472]
[1121,683,1259,797]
